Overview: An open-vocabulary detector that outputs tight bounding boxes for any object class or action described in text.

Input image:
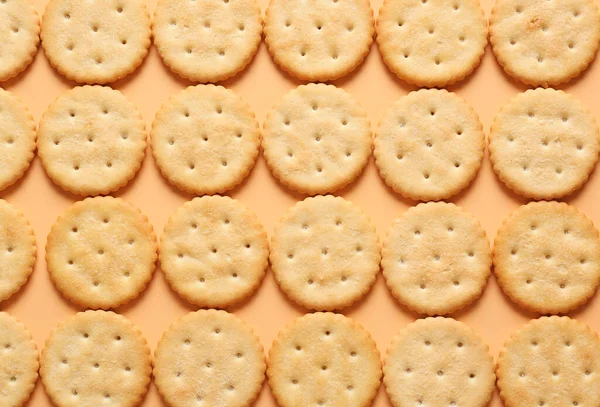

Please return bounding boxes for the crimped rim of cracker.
[489,88,600,200]
[45,196,158,309]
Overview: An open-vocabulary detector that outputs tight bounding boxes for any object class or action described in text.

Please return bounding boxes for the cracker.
[159,196,268,308]
[268,312,381,407]
[41,310,152,407]
[40,0,151,84]
[0,0,39,82]
[489,88,600,200]
[376,0,487,87]
[0,312,38,407]
[154,309,265,407]
[497,316,600,407]
[270,195,380,311]
[151,85,260,195]
[264,0,374,81]
[494,201,600,314]
[262,84,372,195]
[490,0,600,87]
[0,88,36,192]
[153,0,262,83]
[0,200,36,303]
[37,86,147,196]
[374,89,485,201]
[45,197,157,309]
[382,202,491,316]
[384,318,495,407]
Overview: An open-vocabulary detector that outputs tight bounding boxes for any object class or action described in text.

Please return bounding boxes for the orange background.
[4,0,600,406]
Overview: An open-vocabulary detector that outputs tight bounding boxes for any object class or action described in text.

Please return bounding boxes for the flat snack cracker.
[494,201,600,314]
[40,0,151,84]
[37,86,147,196]
[0,0,39,82]
[160,196,269,308]
[490,0,600,87]
[268,312,381,407]
[0,88,36,192]
[41,311,152,407]
[376,0,487,87]
[262,84,372,195]
[489,88,600,200]
[497,316,600,407]
[151,85,260,195]
[384,318,495,407]
[374,89,485,201]
[0,312,38,407]
[264,0,374,81]
[270,195,380,311]
[382,202,491,316]
[153,0,262,83]
[0,200,36,303]
[46,197,157,309]
[154,309,265,407]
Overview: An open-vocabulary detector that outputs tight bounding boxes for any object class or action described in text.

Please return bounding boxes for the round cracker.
[45,197,157,309]
[0,0,39,82]
[154,309,265,407]
[153,0,262,83]
[37,86,147,196]
[374,89,485,201]
[0,312,38,407]
[494,201,600,314]
[382,202,491,316]
[0,200,36,303]
[40,0,151,84]
[0,88,36,192]
[262,84,372,195]
[268,312,381,407]
[264,0,374,81]
[384,318,495,407]
[270,195,380,311]
[490,0,600,87]
[151,85,260,195]
[497,316,600,407]
[376,0,487,87]
[489,88,600,200]
[41,311,152,407]
[159,196,269,308]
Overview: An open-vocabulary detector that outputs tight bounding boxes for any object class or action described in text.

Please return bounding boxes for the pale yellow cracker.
[153,0,262,83]
[160,196,269,308]
[489,88,600,200]
[0,89,36,192]
[40,0,151,84]
[270,195,380,311]
[382,202,491,316]
[0,312,38,407]
[490,0,600,87]
[376,0,487,87]
[268,312,381,407]
[374,89,485,201]
[0,0,39,82]
[262,84,372,195]
[151,85,260,195]
[494,201,600,314]
[46,197,157,309]
[384,318,495,407]
[264,0,374,81]
[154,309,265,407]
[37,86,147,196]
[497,316,600,407]
[0,200,36,303]
[41,310,152,407]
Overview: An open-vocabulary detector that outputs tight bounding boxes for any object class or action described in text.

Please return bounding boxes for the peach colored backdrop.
[4,0,600,406]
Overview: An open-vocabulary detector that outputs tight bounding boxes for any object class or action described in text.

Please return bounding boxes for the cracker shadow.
[109,47,155,90]
[568,283,600,318]
[114,267,169,314]
[0,48,40,88]
[373,164,421,208]
[559,164,599,204]
[0,157,37,199]
[220,43,265,89]
[488,169,529,206]
[554,51,600,91]
[0,272,33,310]
[330,48,376,88]
[227,269,270,313]
[488,271,538,320]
